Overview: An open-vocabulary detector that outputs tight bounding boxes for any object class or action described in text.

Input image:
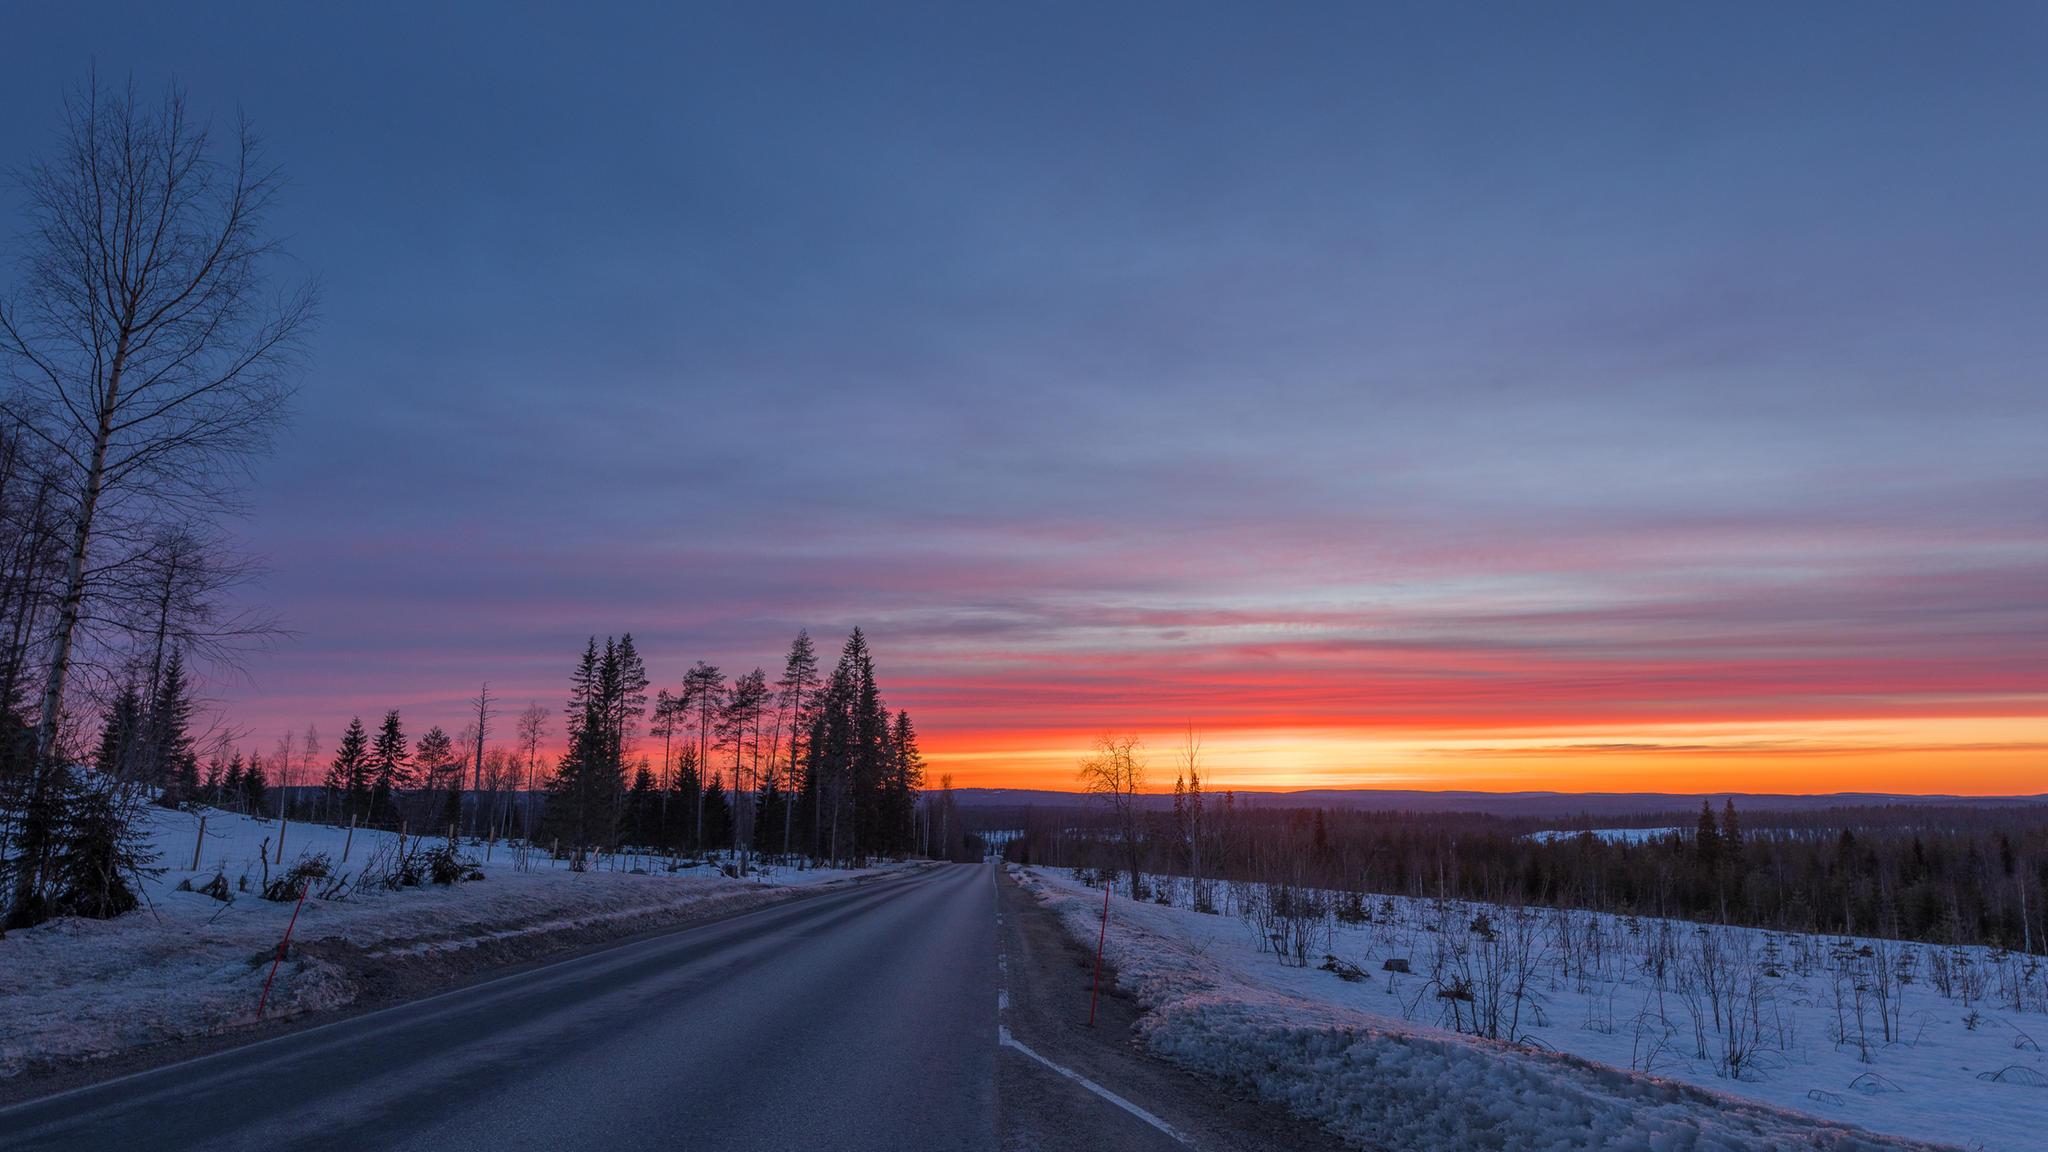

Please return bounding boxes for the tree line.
[540,626,926,867]
[130,624,935,875]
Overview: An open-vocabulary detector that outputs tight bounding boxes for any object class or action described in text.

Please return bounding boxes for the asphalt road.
[3,865,996,1152]
[1,862,1346,1152]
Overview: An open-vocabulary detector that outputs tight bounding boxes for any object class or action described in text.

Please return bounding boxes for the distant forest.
[999,768,2048,950]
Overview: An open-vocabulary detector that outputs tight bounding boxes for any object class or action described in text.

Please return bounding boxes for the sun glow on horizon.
[920,714,2048,796]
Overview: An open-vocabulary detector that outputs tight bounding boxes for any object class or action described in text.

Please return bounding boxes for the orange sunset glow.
[919,717,2048,794]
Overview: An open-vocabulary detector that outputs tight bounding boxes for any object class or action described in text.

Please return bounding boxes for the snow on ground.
[1016,866,2043,1152]
[1526,827,1681,844]
[0,805,914,1078]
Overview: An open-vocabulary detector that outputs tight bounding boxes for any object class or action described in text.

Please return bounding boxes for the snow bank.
[1014,867,1964,1152]
[0,805,913,1077]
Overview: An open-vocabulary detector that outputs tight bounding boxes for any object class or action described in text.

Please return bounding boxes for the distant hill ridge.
[951,787,2048,818]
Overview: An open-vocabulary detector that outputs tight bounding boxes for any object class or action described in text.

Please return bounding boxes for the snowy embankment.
[1012,866,2036,1152]
[0,805,914,1079]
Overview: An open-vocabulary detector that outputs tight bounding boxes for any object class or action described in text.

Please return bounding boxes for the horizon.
[5,5,2046,796]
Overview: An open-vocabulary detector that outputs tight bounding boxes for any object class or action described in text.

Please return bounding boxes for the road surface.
[1,863,1344,1152]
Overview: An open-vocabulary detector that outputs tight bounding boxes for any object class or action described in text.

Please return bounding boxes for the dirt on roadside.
[995,867,1357,1152]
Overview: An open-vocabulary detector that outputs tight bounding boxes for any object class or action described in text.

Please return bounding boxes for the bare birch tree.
[0,75,312,922]
[515,702,549,841]
[469,682,493,835]
[1079,733,1146,899]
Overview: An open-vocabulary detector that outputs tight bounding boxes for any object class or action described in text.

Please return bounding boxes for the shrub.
[263,853,331,902]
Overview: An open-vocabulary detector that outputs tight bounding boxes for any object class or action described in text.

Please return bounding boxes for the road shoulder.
[995,866,1355,1152]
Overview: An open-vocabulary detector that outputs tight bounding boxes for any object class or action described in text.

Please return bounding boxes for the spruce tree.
[810,652,856,862]
[222,753,246,812]
[702,771,731,850]
[757,770,786,861]
[668,745,702,854]
[1697,800,1722,868]
[439,785,463,836]
[148,648,198,804]
[626,763,657,848]
[544,639,602,860]
[94,683,142,782]
[370,710,411,827]
[243,755,268,813]
[326,716,373,820]
[888,709,924,856]
[48,779,155,920]
[543,637,640,859]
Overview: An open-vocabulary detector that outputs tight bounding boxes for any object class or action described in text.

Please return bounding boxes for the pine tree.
[611,634,650,755]
[415,725,458,794]
[680,661,724,846]
[720,667,769,862]
[773,630,820,856]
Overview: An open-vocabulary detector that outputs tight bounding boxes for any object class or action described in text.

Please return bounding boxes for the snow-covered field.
[1526,827,1681,844]
[0,804,914,1078]
[1016,866,2045,1151]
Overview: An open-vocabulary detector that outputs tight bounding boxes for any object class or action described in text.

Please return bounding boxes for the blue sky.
[4,3,2046,789]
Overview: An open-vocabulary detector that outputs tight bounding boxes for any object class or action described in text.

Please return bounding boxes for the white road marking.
[998,1024,1190,1146]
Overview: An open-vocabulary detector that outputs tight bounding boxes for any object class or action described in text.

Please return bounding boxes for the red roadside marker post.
[256,872,313,1020]
[1089,879,1111,1026]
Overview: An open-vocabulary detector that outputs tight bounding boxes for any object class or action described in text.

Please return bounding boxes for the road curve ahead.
[2,863,997,1152]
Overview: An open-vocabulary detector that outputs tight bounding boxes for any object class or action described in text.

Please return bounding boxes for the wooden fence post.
[190,814,207,872]
[341,813,356,863]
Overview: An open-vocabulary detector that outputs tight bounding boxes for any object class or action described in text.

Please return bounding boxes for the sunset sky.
[5,5,2045,793]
